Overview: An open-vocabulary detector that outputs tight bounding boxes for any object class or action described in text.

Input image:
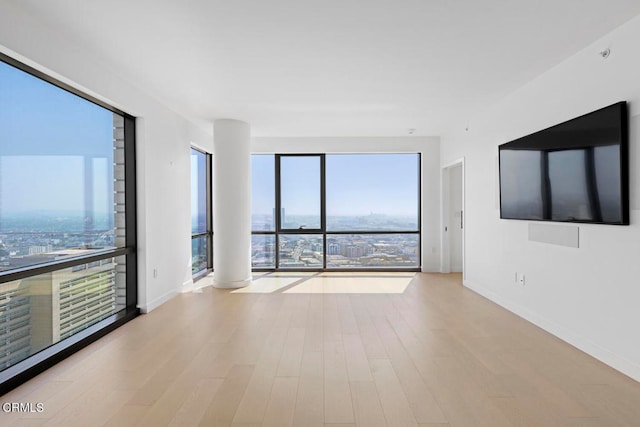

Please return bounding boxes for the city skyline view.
[251,232,419,269]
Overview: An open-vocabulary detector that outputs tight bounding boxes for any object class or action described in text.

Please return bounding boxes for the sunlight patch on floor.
[259,271,318,277]
[317,271,416,278]
[230,275,301,293]
[229,272,416,294]
[283,274,414,294]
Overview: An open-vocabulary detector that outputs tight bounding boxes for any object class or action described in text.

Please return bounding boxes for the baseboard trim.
[422,264,441,273]
[181,279,195,292]
[138,289,178,313]
[462,278,640,383]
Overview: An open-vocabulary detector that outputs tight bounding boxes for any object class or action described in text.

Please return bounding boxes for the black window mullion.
[206,152,213,270]
[275,155,281,268]
[0,248,130,284]
[321,154,327,269]
[418,152,422,270]
[124,114,138,308]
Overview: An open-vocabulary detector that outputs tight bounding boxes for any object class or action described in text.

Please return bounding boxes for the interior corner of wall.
[181,279,195,293]
[144,290,177,313]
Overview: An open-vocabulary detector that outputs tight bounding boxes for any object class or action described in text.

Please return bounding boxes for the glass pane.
[548,149,592,221]
[191,236,208,274]
[0,61,124,273]
[500,150,544,220]
[326,234,419,268]
[326,154,419,231]
[252,155,275,231]
[594,145,622,223]
[191,149,207,234]
[251,234,276,268]
[0,256,125,371]
[280,156,321,230]
[278,234,323,268]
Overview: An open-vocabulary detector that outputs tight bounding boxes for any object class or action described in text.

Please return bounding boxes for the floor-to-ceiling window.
[0,54,137,393]
[278,154,325,268]
[251,153,420,270]
[190,148,212,278]
[251,154,276,268]
[325,153,420,268]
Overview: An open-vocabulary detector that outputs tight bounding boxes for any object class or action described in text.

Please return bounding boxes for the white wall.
[254,137,441,271]
[441,15,640,381]
[0,3,213,313]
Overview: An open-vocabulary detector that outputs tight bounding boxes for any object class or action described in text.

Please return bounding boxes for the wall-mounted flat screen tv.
[499,101,628,225]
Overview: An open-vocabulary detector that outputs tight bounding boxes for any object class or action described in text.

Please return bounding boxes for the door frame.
[441,158,465,281]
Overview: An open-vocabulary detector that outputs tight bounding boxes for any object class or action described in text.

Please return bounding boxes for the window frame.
[0,52,138,394]
[190,147,213,280]
[251,152,421,272]
[276,153,325,233]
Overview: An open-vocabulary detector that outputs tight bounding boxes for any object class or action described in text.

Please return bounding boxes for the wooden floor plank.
[342,333,373,382]
[370,358,419,426]
[261,377,299,427]
[167,378,224,427]
[350,380,387,426]
[276,327,306,377]
[198,364,254,426]
[324,341,354,424]
[293,351,324,427]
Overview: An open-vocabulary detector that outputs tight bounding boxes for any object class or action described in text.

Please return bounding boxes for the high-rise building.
[0,250,121,370]
[0,281,31,370]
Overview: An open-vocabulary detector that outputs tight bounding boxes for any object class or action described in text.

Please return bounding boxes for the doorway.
[441,159,465,281]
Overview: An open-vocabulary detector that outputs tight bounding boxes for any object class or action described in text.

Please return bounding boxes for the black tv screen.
[499,101,628,225]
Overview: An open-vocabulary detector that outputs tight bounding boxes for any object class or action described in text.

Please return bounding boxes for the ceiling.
[11,0,640,137]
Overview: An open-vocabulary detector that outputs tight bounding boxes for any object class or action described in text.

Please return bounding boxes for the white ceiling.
[12,0,640,137]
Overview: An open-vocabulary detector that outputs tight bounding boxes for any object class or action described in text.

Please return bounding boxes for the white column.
[213,119,252,288]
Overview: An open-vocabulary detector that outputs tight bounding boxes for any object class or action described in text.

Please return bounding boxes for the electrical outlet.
[153,268,158,279]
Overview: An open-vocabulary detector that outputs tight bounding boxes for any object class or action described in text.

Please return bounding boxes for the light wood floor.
[3,272,640,426]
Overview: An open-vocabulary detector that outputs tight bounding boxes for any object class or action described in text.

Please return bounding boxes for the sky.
[191,149,207,232]
[250,153,419,217]
[325,153,419,216]
[0,60,114,216]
